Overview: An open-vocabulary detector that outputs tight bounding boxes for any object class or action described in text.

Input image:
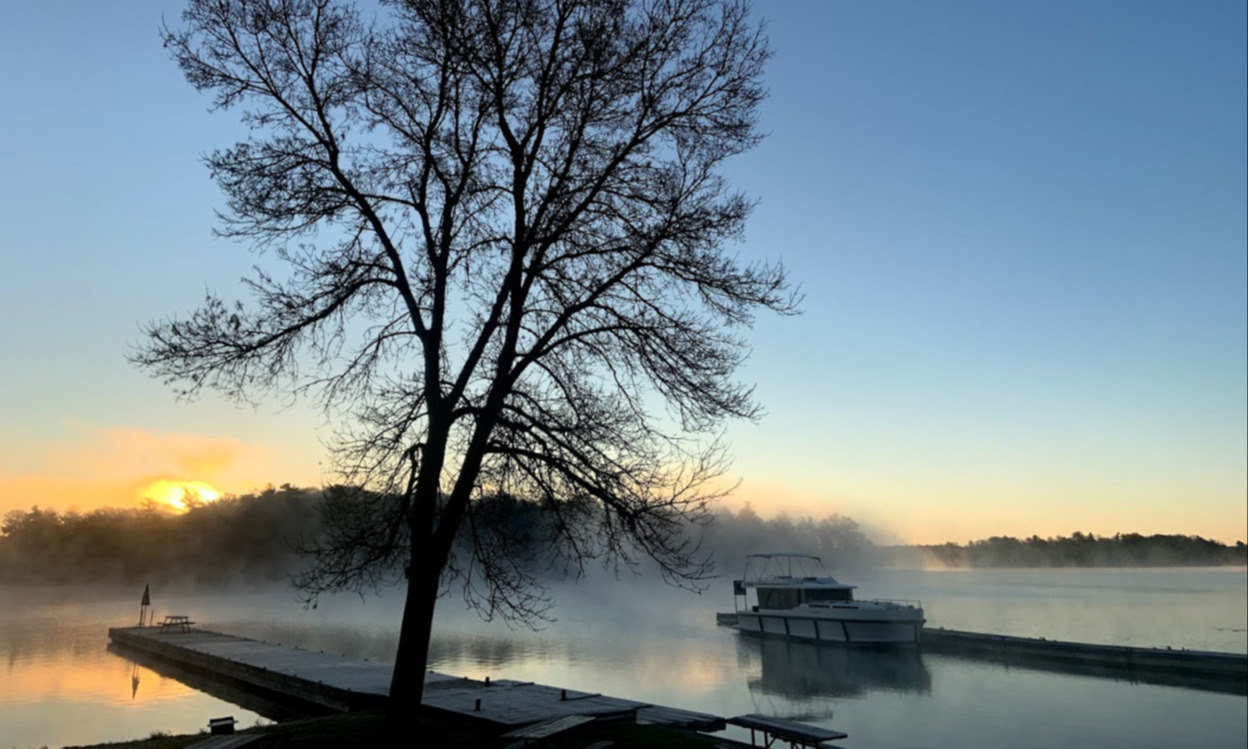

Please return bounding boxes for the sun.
[141,479,223,513]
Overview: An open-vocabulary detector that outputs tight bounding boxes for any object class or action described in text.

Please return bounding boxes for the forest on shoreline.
[878,533,1247,569]
[1,485,1243,586]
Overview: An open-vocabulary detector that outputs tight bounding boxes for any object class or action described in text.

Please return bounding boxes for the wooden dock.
[110,627,391,713]
[108,627,727,732]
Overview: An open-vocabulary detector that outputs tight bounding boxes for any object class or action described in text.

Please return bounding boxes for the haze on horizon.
[0,1,1244,546]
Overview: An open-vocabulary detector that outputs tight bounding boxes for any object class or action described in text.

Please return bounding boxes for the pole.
[140,584,151,627]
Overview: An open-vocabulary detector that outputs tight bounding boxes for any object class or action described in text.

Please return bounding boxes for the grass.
[64,711,737,748]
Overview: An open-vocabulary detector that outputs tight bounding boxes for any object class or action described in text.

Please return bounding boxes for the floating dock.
[920,627,1247,687]
[108,627,728,732]
[110,627,390,713]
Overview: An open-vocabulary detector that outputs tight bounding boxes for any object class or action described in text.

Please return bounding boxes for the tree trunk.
[385,563,441,731]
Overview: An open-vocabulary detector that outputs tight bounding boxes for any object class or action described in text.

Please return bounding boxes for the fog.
[2,486,1242,604]
[0,486,876,589]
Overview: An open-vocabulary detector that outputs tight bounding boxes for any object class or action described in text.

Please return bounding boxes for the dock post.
[139,584,151,627]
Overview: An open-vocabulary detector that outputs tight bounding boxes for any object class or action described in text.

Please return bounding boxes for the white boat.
[730,553,925,646]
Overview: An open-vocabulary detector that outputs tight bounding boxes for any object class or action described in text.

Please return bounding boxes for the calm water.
[2,568,1245,748]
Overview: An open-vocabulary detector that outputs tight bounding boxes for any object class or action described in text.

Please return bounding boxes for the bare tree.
[135,0,794,717]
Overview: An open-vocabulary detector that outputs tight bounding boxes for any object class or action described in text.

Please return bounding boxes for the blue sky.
[1,1,1244,544]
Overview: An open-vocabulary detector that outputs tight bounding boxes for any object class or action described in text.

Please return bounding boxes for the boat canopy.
[735,553,858,609]
[740,553,855,590]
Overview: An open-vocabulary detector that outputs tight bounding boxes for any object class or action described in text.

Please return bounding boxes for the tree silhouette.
[134,0,792,717]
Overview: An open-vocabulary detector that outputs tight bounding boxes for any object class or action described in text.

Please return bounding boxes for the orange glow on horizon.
[140,479,223,513]
[0,423,322,518]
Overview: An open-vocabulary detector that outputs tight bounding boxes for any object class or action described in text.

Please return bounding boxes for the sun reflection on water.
[0,588,265,746]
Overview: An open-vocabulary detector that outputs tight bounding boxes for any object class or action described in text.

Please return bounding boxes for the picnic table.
[159,615,194,633]
[727,713,848,748]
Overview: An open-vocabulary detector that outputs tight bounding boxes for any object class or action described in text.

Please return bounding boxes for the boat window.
[803,588,853,602]
[757,588,801,610]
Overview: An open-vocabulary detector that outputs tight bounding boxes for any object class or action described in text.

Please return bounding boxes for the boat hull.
[736,607,924,645]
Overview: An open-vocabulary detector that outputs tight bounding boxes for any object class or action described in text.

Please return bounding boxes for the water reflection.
[0,587,270,747]
[738,636,932,701]
[215,620,399,663]
[429,632,552,669]
[3,573,1244,749]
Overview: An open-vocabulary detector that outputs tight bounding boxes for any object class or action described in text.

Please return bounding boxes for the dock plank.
[421,681,643,726]
[635,705,726,731]
[501,714,596,739]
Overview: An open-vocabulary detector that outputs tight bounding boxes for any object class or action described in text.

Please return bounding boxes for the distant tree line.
[0,484,324,586]
[2,491,1243,586]
[0,489,875,587]
[879,532,1248,569]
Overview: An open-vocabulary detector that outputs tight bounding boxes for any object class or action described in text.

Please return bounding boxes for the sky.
[0,1,1244,545]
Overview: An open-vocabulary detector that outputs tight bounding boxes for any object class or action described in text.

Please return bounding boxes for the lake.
[2,567,1245,748]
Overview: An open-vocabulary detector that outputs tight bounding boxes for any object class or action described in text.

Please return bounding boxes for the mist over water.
[1,568,1244,749]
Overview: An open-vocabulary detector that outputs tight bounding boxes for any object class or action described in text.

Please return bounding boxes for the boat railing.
[870,598,923,609]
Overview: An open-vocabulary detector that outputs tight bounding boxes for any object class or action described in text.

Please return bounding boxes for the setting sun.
[140,479,223,513]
